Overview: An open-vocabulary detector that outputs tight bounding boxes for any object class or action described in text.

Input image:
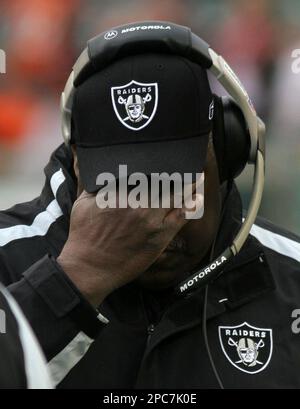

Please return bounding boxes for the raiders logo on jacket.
[0,144,299,389]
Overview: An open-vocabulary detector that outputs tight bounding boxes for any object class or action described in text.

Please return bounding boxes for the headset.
[61,21,266,298]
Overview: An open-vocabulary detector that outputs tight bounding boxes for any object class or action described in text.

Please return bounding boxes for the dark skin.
[57,137,222,306]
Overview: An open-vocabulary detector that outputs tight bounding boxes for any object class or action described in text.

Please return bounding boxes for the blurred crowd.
[0,0,299,233]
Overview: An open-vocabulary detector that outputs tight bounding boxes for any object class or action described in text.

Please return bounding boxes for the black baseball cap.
[72,53,214,192]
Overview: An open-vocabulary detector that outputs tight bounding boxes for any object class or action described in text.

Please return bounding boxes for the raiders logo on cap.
[218,322,273,374]
[111,80,158,131]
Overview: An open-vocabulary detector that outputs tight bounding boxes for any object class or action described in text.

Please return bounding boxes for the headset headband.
[61,21,266,296]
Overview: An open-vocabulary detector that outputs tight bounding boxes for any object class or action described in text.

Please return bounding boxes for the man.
[0,284,52,388]
[0,29,299,389]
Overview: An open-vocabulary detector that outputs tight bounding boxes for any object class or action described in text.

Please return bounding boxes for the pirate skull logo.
[219,322,273,374]
[111,80,158,131]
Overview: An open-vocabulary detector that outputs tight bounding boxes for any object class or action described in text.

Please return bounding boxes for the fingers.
[163,192,204,231]
[73,187,203,229]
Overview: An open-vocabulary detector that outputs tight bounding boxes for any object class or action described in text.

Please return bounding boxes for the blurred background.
[0,0,299,233]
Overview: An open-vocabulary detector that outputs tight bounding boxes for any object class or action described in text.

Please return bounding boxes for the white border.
[218,321,273,374]
[111,80,158,131]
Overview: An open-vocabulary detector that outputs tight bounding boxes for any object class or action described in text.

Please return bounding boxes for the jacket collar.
[177,181,276,320]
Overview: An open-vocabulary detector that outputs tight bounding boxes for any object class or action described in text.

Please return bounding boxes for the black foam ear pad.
[212,94,250,183]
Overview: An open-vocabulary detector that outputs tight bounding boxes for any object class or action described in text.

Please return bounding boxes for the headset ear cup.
[212,95,251,183]
[222,96,251,180]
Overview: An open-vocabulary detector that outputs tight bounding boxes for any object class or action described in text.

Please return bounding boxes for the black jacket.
[0,287,27,388]
[0,144,299,389]
[0,284,52,388]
